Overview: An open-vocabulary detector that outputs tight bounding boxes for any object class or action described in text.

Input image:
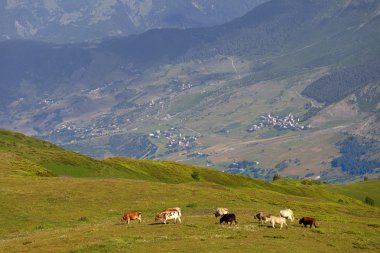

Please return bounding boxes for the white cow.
[155,207,182,224]
[266,216,288,229]
[214,208,229,218]
[279,209,294,222]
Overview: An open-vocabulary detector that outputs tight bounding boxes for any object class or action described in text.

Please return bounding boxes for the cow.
[299,217,318,228]
[279,209,294,222]
[214,208,229,218]
[265,216,288,229]
[121,212,142,224]
[254,211,271,224]
[220,213,237,225]
[155,207,182,224]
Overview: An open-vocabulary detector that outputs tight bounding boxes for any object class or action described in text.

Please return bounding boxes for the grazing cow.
[121,212,142,224]
[214,208,229,218]
[162,207,181,216]
[266,216,288,229]
[254,211,271,224]
[299,217,318,228]
[220,213,237,225]
[279,209,294,222]
[155,207,182,224]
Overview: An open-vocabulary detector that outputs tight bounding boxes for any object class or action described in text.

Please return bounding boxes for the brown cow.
[121,212,142,224]
[254,211,272,224]
[299,217,318,228]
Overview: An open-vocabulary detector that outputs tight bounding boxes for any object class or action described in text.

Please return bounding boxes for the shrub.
[301,179,321,185]
[364,196,375,206]
[191,171,200,181]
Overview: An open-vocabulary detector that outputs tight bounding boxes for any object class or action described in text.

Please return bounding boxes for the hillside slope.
[0,130,379,252]
[0,128,272,188]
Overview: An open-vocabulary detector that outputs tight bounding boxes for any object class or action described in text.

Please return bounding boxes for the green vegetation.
[1,129,379,252]
[326,180,380,208]
[365,196,375,206]
[331,136,380,176]
[272,173,281,181]
[302,63,380,106]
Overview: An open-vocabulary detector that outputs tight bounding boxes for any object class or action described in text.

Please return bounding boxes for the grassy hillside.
[1,175,379,252]
[0,129,380,252]
[0,129,273,188]
[326,180,380,208]
[0,129,128,178]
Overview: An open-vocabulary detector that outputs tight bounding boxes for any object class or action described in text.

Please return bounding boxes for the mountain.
[0,0,380,183]
[0,0,267,43]
[1,128,380,252]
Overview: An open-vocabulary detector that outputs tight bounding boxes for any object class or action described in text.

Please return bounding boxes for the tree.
[273,173,281,181]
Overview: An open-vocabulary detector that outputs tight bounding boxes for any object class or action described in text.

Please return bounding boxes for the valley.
[0,0,379,183]
[1,1,380,252]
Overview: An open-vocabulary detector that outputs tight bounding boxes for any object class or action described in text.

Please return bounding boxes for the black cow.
[220,213,237,225]
[299,217,318,228]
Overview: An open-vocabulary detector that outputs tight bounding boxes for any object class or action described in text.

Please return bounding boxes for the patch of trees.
[227,160,258,169]
[301,107,322,121]
[275,160,288,171]
[301,62,380,106]
[331,136,380,175]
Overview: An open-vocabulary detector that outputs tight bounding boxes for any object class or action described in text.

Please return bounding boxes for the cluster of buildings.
[168,79,193,92]
[149,127,199,151]
[247,113,311,132]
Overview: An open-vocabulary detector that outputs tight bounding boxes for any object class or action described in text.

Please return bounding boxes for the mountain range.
[0,0,266,43]
[0,0,379,183]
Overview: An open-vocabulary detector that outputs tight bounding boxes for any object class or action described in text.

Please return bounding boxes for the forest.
[331,136,380,175]
[302,62,380,106]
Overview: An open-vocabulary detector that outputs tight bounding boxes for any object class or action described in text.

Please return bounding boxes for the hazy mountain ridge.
[1,0,380,182]
[0,0,267,43]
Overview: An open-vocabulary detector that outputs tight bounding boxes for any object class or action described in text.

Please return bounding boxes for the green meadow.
[0,129,379,252]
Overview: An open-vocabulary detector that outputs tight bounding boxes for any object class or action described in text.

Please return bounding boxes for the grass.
[0,176,379,253]
[1,129,380,252]
[325,180,380,208]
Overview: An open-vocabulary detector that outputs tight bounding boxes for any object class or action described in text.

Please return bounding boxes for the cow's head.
[155,213,166,222]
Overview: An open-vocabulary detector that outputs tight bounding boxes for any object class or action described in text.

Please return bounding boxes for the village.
[247,113,311,132]
[149,127,199,151]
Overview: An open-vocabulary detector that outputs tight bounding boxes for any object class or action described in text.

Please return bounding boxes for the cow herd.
[121,207,318,229]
